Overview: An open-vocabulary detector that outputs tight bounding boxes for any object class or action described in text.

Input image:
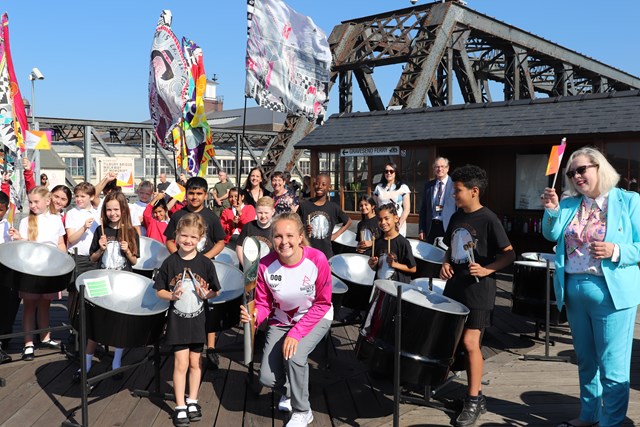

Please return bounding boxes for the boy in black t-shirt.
[440,165,514,427]
[298,173,351,259]
[235,196,275,267]
[164,177,226,369]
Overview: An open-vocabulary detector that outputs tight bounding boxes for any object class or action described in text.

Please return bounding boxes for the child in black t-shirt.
[155,213,220,426]
[439,165,514,427]
[298,173,352,259]
[356,195,380,257]
[367,203,416,284]
[235,196,275,267]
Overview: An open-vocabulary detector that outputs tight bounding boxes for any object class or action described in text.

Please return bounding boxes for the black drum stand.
[521,261,570,363]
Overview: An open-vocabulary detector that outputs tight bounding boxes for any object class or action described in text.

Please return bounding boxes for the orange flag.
[545,138,567,176]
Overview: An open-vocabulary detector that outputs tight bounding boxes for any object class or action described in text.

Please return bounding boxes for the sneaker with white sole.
[286,409,313,427]
[278,395,292,412]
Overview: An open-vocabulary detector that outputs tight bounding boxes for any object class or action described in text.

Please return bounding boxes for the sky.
[2,0,639,122]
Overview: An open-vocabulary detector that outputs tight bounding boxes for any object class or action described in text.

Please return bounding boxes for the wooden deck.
[1,278,639,426]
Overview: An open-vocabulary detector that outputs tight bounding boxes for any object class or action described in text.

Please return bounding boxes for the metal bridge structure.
[266,0,640,177]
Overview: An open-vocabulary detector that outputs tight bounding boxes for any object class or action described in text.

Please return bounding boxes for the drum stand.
[521,261,570,363]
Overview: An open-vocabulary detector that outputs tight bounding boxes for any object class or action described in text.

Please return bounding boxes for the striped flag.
[545,138,567,176]
[245,0,332,121]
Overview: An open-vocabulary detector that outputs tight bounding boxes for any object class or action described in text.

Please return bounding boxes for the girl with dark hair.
[356,195,380,257]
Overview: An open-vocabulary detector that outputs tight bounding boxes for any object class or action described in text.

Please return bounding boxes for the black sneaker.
[172,408,190,426]
[0,348,11,364]
[478,394,487,414]
[186,402,202,421]
[455,396,483,427]
[206,348,219,369]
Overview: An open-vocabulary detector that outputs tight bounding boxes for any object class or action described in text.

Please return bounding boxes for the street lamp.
[28,67,44,179]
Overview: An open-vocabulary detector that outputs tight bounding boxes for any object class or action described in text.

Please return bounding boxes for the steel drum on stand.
[133,237,170,278]
[332,227,358,255]
[206,261,244,332]
[329,253,375,312]
[512,260,566,324]
[75,270,169,348]
[356,280,469,387]
[408,239,445,279]
[409,277,446,295]
[331,276,349,316]
[0,241,75,293]
[215,246,240,269]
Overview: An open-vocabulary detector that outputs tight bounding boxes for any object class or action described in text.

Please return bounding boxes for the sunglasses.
[565,164,598,179]
[384,170,395,174]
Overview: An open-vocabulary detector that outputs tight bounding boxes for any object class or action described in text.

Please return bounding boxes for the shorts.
[173,342,204,353]
[465,309,492,330]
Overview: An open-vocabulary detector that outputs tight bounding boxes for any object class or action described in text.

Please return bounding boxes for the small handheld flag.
[546,137,567,189]
[165,181,186,202]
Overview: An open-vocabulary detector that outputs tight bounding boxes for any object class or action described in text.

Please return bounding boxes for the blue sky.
[2,1,638,122]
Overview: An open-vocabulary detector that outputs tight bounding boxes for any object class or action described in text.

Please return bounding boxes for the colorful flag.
[0,13,28,153]
[6,201,15,226]
[165,181,186,202]
[245,0,332,121]
[116,170,134,187]
[178,37,214,177]
[24,130,51,150]
[545,138,567,176]
[148,10,188,151]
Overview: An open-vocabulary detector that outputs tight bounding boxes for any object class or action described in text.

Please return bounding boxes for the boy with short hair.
[0,191,14,363]
[164,176,226,368]
[235,196,275,266]
[439,165,515,427]
[298,173,352,259]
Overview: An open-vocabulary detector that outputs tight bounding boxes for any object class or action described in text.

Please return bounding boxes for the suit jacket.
[418,176,456,236]
[542,187,640,310]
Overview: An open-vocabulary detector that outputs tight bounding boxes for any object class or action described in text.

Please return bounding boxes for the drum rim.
[333,229,358,247]
[514,260,555,269]
[331,276,349,294]
[374,279,470,315]
[329,253,375,286]
[136,236,170,269]
[76,270,169,316]
[208,260,244,303]
[407,238,446,263]
[0,240,75,276]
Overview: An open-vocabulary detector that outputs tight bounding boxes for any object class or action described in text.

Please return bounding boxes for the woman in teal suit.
[542,146,640,427]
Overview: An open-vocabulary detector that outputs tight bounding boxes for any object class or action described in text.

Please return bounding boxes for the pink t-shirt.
[255,246,333,341]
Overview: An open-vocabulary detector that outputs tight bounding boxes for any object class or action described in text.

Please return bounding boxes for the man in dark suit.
[418,157,456,244]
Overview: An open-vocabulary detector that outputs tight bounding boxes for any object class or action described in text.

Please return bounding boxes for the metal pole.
[83,126,91,183]
[393,283,402,427]
[141,129,146,181]
[31,78,41,181]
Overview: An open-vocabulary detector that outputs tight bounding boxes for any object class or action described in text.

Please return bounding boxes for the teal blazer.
[542,187,640,310]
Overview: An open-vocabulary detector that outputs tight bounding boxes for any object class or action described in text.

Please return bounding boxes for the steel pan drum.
[521,252,555,263]
[332,229,358,255]
[512,260,566,324]
[329,253,375,311]
[0,241,75,293]
[408,239,445,279]
[331,276,349,316]
[206,261,244,332]
[409,277,446,295]
[75,270,169,348]
[356,280,469,387]
[133,237,170,278]
[215,246,240,269]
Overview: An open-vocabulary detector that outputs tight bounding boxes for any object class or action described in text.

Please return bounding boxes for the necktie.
[435,181,443,205]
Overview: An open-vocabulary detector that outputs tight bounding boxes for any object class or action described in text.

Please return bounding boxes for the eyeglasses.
[565,164,598,179]
[384,170,395,174]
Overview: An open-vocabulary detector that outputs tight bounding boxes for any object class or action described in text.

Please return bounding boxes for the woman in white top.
[9,186,66,361]
[373,162,411,236]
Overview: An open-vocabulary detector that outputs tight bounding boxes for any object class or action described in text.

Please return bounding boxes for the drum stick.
[360,230,365,242]
[371,237,375,256]
[387,237,391,254]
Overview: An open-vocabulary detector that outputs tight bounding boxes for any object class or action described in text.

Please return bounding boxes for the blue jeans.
[565,274,636,427]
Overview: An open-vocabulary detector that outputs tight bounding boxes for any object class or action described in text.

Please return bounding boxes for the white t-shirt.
[0,218,10,244]
[65,206,101,256]
[129,200,146,235]
[18,212,65,247]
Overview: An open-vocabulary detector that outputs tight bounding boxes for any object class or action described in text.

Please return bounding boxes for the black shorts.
[173,342,204,353]
[465,309,492,330]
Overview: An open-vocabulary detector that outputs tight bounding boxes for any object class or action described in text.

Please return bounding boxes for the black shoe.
[40,339,62,350]
[172,408,190,426]
[455,396,483,427]
[0,348,11,364]
[186,402,202,421]
[21,345,35,361]
[478,394,487,414]
[206,348,219,369]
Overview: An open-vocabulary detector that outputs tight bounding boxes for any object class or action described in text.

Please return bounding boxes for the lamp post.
[28,67,44,180]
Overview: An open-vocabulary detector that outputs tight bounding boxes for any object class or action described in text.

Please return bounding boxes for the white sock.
[112,348,123,369]
[186,398,197,404]
[85,354,93,371]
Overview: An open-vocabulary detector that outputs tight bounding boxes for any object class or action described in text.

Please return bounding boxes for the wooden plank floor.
[1,278,639,426]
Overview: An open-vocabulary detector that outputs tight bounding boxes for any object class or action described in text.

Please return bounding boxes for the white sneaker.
[286,409,313,427]
[278,395,292,412]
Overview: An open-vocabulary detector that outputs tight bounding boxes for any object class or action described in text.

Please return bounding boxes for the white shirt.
[65,206,101,256]
[129,200,146,235]
[432,176,449,220]
[0,218,11,243]
[18,212,65,247]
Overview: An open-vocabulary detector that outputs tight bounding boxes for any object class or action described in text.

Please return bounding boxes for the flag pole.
[239,96,248,185]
